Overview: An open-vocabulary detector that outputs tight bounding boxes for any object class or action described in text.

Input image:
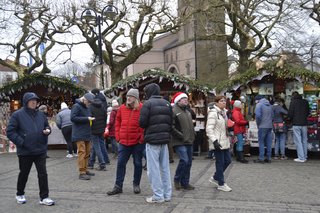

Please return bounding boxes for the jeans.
[146,143,171,201]
[258,128,273,161]
[292,126,308,160]
[17,153,49,200]
[115,143,144,188]
[89,135,109,167]
[61,125,77,154]
[236,133,245,152]
[174,145,193,187]
[76,141,91,174]
[274,132,286,156]
[213,149,231,186]
[110,136,118,154]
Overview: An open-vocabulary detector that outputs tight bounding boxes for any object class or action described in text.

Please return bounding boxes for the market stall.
[0,73,86,149]
[215,62,320,152]
[104,68,215,154]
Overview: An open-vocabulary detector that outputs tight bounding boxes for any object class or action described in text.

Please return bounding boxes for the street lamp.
[81,0,119,89]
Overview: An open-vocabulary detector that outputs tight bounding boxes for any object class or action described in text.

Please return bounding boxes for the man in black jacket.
[139,83,173,203]
[288,93,309,163]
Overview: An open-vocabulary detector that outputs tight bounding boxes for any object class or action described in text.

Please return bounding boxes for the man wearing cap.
[139,83,173,203]
[7,92,55,206]
[107,88,144,195]
[254,95,273,163]
[171,92,196,190]
[71,93,96,180]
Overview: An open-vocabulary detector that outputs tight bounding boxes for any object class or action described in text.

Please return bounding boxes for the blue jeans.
[274,132,286,156]
[146,143,171,201]
[174,145,193,187]
[110,136,118,154]
[213,149,231,186]
[115,143,144,188]
[89,135,110,167]
[292,126,308,160]
[236,133,245,152]
[258,128,273,161]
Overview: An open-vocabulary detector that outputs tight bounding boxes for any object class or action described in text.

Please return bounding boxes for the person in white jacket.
[206,95,232,192]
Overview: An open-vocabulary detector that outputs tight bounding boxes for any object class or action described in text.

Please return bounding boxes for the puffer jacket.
[55,108,72,129]
[171,104,195,147]
[139,83,172,145]
[70,99,92,142]
[90,99,107,136]
[232,107,248,134]
[7,92,51,156]
[115,103,144,146]
[206,104,230,150]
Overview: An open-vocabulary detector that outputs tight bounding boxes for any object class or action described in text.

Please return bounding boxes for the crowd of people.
[6,84,311,206]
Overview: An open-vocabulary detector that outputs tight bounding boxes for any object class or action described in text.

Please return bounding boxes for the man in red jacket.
[107,88,145,195]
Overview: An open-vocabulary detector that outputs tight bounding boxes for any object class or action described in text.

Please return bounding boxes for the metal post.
[194,19,198,80]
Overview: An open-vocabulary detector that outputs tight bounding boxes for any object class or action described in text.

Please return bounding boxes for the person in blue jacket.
[7,92,55,206]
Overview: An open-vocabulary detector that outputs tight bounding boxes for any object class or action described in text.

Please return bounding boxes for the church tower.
[166,0,228,86]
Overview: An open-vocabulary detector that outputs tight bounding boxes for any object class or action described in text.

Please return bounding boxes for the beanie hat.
[127,89,139,99]
[84,93,94,102]
[39,105,47,111]
[255,95,263,101]
[112,99,119,107]
[172,92,188,104]
[233,100,242,108]
[91,88,100,96]
[61,102,68,110]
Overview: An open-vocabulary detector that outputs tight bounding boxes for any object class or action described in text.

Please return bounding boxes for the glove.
[213,140,222,150]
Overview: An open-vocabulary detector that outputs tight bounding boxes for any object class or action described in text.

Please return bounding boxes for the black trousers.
[62,125,77,154]
[17,153,49,200]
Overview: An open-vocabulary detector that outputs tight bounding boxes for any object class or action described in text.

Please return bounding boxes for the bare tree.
[301,0,320,25]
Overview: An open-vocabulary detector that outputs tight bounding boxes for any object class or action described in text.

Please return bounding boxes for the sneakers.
[274,156,280,160]
[87,165,94,170]
[182,184,195,190]
[16,195,26,204]
[86,171,95,176]
[96,166,107,171]
[66,154,73,158]
[281,156,288,160]
[217,184,232,192]
[145,197,164,203]
[39,197,55,206]
[294,158,306,163]
[107,186,123,195]
[174,181,181,190]
[209,177,219,187]
[79,174,91,180]
[73,153,78,157]
[133,184,141,194]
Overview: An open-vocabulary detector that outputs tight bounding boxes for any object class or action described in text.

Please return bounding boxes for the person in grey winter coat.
[254,95,274,163]
[7,92,55,206]
[56,102,77,158]
[139,83,173,203]
[171,92,195,191]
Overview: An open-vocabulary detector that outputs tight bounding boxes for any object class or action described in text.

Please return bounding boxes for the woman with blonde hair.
[206,95,232,192]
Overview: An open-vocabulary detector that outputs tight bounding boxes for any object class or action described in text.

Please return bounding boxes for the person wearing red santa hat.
[171,92,196,191]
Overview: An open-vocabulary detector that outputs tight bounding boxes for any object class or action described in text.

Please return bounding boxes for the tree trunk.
[238,51,251,73]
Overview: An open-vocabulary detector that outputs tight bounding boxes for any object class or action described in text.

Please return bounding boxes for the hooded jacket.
[7,92,51,156]
[56,108,72,129]
[70,99,92,142]
[288,94,309,126]
[139,83,172,145]
[90,99,107,135]
[255,98,273,128]
[232,107,248,134]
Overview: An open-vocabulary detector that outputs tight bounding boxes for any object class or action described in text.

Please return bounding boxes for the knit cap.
[84,93,94,102]
[112,99,119,107]
[61,102,68,110]
[127,89,139,99]
[233,100,242,108]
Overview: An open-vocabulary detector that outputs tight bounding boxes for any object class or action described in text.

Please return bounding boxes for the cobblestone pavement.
[0,150,320,213]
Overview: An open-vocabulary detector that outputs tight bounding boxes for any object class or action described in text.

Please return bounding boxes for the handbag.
[104,125,109,138]
[273,122,284,133]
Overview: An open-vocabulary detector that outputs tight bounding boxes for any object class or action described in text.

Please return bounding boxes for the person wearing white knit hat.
[112,99,119,107]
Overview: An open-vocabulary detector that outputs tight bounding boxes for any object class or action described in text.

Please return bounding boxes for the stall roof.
[214,62,319,93]
[104,68,215,97]
[0,73,86,101]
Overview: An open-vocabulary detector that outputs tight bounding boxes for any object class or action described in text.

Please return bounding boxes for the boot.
[238,151,248,164]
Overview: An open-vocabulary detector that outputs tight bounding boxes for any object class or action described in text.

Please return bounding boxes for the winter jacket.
[232,107,248,134]
[139,83,172,145]
[206,105,229,150]
[90,99,107,136]
[171,104,195,147]
[115,103,144,146]
[7,92,51,156]
[70,99,92,142]
[272,102,287,123]
[288,95,309,126]
[108,109,118,137]
[255,98,273,128]
[55,108,72,129]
